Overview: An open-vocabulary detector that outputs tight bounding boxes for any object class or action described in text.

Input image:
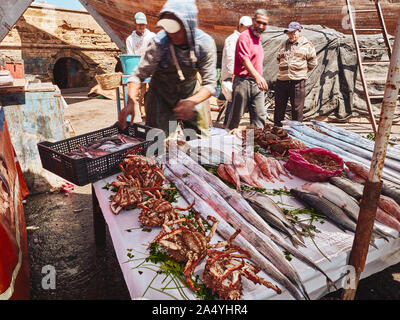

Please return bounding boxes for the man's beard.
[250,26,263,37]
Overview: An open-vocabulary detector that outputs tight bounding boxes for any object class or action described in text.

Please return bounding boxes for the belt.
[277,79,305,84]
[236,75,256,81]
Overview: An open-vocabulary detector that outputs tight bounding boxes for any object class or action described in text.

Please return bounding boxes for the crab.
[119,153,166,189]
[203,245,282,300]
[253,124,306,157]
[109,175,143,215]
[137,190,195,227]
[152,213,240,291]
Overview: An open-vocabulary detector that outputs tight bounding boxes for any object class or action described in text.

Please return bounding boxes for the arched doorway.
[53,57,87,89]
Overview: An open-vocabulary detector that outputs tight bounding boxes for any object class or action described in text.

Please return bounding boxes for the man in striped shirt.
[274,21,317,127]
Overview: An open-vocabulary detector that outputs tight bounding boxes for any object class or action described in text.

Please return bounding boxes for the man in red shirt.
[226,9,269,130]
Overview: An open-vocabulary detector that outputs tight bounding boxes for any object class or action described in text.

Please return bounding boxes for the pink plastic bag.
[284,147,344,181]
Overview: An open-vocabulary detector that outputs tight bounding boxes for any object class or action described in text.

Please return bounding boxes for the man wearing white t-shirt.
[126,12,156,55]
[125,12,155,120]
[220,16,252,128]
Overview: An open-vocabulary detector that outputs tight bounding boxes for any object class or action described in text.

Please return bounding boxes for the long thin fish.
[164,155,311,300]
[312,120,400,161]
[163,166,305,300]
[169,149,336,291]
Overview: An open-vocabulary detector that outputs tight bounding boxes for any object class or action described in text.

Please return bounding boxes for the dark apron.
[144,64,209,139]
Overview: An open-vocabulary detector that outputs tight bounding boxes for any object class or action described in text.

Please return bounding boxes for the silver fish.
[329,176,363,200]
[190,146,232,166]
[302,182,393,241]
[241,189,305,248]
[290,189,379,249]
[312,120,400,161]
[381,182,400,206]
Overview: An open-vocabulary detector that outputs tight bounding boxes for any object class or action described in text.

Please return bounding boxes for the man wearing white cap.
[126,12,155,55]
[220,16,252,128]
[118,0,217,139]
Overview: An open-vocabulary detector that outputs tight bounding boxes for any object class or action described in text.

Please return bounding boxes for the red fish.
[378,195,400,222]
[345,161,369,180]
[376,207,400,232]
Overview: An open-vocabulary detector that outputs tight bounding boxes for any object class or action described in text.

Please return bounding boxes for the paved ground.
[24,88,400,300]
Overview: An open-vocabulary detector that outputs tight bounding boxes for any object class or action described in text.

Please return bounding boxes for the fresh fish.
[375,207,400,233]
[232,152,264,188]
[217,164,241,191]
[381,182,400,206]
[378,195,400,221]
[302,182,361,221]
[254,152,275,182]
[329,176,364,200]
[162,166,307,300]
[190,146,232,166]
[345,168,366,184]
[330,176,400,222]
[290,189,379,249]
[302,182,393,241]
[170,149,336,292]
[163,155,310,300]
[241,189,305,247]
[285,125,400,186]
[312,120,400,161]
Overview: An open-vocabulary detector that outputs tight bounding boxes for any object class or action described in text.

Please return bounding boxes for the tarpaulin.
[0,104,30,300]
[261,25,386,120]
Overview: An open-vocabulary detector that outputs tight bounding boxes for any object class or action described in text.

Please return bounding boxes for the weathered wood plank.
[82,0,400,50]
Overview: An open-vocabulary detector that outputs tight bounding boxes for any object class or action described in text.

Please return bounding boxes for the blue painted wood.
[0,86,69,189]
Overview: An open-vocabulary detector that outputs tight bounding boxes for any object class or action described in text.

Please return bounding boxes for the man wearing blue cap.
[274,21,317,127]
[126,12,155,55]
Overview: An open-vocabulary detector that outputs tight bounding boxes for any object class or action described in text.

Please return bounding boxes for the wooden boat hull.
[83,0,400,50]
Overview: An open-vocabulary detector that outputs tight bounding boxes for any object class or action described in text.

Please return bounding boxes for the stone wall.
[0,4,121,87]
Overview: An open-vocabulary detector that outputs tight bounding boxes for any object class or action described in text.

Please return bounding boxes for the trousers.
[274,79,305,127]
[226,76,265,130]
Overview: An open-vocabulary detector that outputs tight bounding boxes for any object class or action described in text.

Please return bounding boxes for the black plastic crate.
[37,123,163,186]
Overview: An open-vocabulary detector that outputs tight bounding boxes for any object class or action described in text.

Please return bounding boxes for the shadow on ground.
[24,187,130,300]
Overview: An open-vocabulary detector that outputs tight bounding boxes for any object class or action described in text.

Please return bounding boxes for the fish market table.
[90,133,400,300]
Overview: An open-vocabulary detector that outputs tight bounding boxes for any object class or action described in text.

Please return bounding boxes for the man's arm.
[118,39,161,129]
[307,42,318,72]
[242,58,268,91]
[225,36,236,77]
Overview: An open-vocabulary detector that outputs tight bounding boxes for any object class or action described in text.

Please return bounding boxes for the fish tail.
[292,227,306,245]
[289,234,306,248]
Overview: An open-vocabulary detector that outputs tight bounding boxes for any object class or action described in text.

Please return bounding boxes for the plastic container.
[284,147,344,182]
[120,54,141,75]
[37,123,163,186]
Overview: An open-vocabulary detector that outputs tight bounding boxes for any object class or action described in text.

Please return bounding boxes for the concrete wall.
[0,4,121,87]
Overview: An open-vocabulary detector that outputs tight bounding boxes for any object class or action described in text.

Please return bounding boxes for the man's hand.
[173,99,196,120]
[255,75,269,91]
[118,98,135,130]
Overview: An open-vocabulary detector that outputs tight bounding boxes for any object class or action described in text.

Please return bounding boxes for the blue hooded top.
[128,0,217,95]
